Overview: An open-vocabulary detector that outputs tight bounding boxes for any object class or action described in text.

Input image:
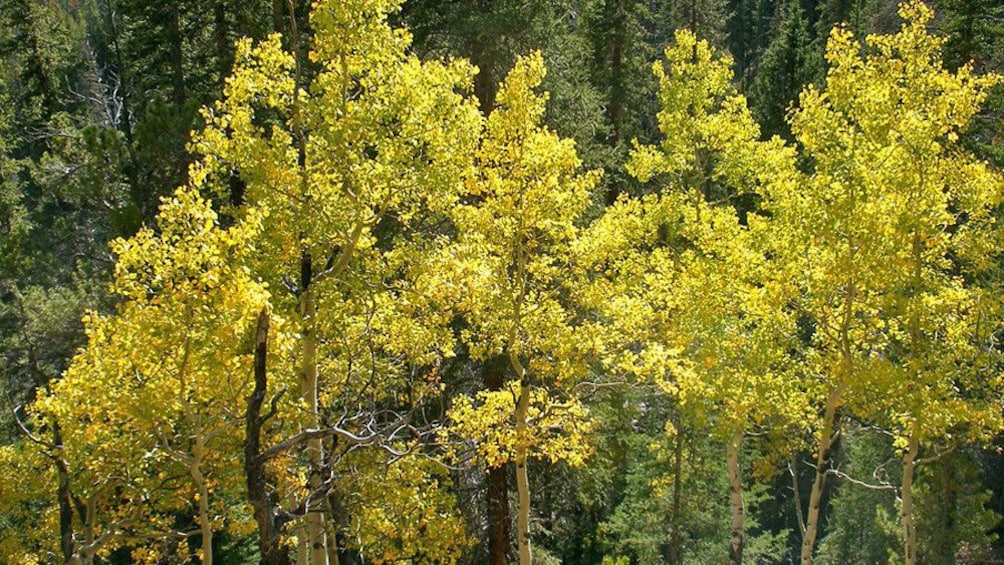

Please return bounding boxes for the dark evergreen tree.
[749,0,820,139]
[726,0,777,88]
[815,425,900,565]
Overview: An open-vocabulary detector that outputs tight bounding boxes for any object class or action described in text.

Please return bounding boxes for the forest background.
[1,0,1003,564]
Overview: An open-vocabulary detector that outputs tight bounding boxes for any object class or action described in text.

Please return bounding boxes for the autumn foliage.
[1,1,1002,564]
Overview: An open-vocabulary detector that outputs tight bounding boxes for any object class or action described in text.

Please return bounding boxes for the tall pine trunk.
[273,0,284,33]
[166,8,186,105]
[483,357,512,565]
[213,2,230,92]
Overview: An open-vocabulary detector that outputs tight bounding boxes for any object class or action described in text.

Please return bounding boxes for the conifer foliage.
[1,0,1003,564]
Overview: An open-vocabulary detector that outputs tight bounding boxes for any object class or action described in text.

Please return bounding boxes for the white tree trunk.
[800,390,839,565]
[727,430,744,565]
[901,423,920,565]
[515,381,532,565]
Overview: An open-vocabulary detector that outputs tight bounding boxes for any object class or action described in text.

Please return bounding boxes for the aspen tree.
[36,188,269,564]
[23,0,482,562]
[190,0,483,560]
[579,30,802,565]
[434,52,600,565]
[761,3,1004,562]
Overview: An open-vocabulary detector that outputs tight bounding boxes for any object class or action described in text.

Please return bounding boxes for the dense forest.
[1,0,1003,564]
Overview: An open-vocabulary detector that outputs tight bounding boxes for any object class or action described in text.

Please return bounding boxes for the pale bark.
[190,424,213,565]
[727,431,745,565]
[177,336,214,565]
[902,234,922,565]
[296,527,309,565]
[668,426,684,565]
[802,271,855,565]
[800,390,840,565]
[69,497,97,565]
[81,498,97,565]
[514,379,532,565]
[300,284,331,565]
[507,231,532,565]
[901,424,920,565]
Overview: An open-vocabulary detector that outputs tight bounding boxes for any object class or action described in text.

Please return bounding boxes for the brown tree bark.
[244,308,292,565]
[483,356,512,565]
[54,425,75,564]
[214,2,230,92]
[166,8,186,105]
[273,0,284,34]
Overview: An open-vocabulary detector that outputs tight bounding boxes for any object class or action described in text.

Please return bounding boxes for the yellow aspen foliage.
[579,29,803,565]
[33,187,268,560]
[339,450,474,563]
[758,2,1004,562]
[186,0,482,561]
[430,51,600,565]
[434,51,600,463]
[0,442,58,563]
[17,0,485,561]
[447,381,594,467]
[619,31,801,432]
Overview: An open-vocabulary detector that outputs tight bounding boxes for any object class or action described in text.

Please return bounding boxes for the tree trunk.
[514,380,532,565]
[322,492,343,565]
[297,528,309,565]
[470,0,498,114]
[901,423,919,565]
[800,391,839,565]
[472,56,497,115]
[191,425,213,565]
[54,425,75,565]
[214,1,230,92]
[273,0,284,34]
[80,497,96,565]
[244,308,292,565]
[602,0,627,205]
[727,430,745,565]
[166,8,186,105]
[940,453,957,565]
[668,424,684,565]
[302,303,329,565]
[299,250,332,565]
[483,356,512,565]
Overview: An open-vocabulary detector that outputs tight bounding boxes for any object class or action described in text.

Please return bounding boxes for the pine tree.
[749,0,820,139]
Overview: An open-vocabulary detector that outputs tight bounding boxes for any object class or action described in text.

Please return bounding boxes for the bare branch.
[826,467,897,491]
[12,405,55,450]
